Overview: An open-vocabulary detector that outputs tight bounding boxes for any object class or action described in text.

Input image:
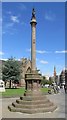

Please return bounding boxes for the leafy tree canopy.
[2,57,22,85]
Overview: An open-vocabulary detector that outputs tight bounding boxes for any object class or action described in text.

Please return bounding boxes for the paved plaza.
[0,89,66,119]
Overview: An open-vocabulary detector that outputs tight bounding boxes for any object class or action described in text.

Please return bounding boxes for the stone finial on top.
[30,8,37,25]
[32,8,36,18]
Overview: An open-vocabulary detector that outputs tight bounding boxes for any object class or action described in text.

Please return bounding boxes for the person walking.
[64,84,67,93]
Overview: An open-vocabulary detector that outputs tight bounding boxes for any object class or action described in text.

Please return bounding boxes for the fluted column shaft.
[31,23,36,71]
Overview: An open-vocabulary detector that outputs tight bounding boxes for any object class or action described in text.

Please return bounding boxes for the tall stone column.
[30,8,37,72]
[8,8,57,114]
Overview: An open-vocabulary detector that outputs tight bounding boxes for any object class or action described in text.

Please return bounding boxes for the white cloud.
[0,58,8,61]
[27,48,49,54]
[45,12,56,21]
[10,15,19,23]
[40,60,48,64]
[27,48,31,52]
[36,50,47,54]
[0,58,21,61]
[15,58,21,61]
[0,51,4,55]
[55,50,67,54]
[3,15,19,32]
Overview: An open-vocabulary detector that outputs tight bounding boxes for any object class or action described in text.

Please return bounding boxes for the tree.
[2,57,22,88]
[49,77,54,85]
[41,76,52,85]
[41,76,54,86]
[41,76,46,85]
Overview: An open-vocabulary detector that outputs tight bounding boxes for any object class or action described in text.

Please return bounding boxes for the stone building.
[59,69,65,88]
[20,58,31,87]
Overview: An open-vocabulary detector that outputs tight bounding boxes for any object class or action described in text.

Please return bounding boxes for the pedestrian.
[64,84,67,93]
[56,86,60,93]
[53,86,57,94]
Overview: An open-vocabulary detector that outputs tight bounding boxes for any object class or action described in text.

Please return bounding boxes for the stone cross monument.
[30,8,37,72]
[25,8,42,91]
[8,8,57,114]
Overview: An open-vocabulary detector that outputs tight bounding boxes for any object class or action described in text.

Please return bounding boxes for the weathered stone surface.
[8,89,57,114]
[8,104,57,114]
[8,8,57,114]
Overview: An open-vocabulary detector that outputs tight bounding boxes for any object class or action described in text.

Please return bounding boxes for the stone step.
[12,102,53,108]
[25,91,42,96]
[16,99,50,105]
[26,93,42,96]
[20,95,47,101]
[8,105,57,114]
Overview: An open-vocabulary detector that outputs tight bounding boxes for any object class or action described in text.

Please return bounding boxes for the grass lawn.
[41,87,52,93]
[0,88,25,97]
[0,87,51,97]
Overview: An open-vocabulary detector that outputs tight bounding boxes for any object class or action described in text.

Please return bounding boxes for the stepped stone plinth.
[8,89,57,114]
[8,71,57,114]
[8,8,57,114]
[8,70,57,113]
